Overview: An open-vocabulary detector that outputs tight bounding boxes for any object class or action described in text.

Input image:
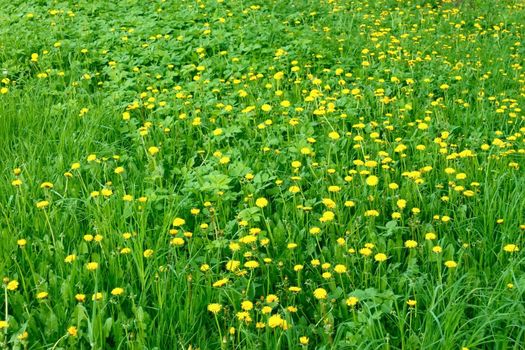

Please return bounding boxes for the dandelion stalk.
[214,314,225,350]
[42,209,57,249]
[49,333,68,350]
[2,286,8,348]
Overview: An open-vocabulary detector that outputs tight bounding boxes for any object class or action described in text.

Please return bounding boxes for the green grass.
[0,0,524,349]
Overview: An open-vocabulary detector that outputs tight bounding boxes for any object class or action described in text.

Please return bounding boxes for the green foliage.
[0,0,524,349]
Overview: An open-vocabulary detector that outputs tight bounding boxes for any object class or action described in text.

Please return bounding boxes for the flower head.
[366,175,379,186]
[503,244,519,253]
[255,197,268,208]
[111,288,124,296]
[444,260,458,268]
[313,288,328,300]
[36,200,49,209]
[6,280,19,291]
[268,314,284,328]
[346,296,359,307]
[207,303,222,314]
[67,326,78,337]
[36,291,49,300]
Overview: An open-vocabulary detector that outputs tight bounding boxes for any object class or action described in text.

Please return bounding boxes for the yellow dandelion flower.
[101,188,113,197]
[268,314,284,328]
[425,233,437,240]
[359,247,372,256]
[365,175,379,186]
[75,294,86,302]
[244,260,259,269]
[226,260,240,271]
[36,200,49,209]
[111,288,124,296]
[148,146,160,155]
[67,326,78,337]
[17,331,28,340]
[92,292,103,301]
[241,300,253,311]
[374,253,387,262]
[313,288,328,300]
[212,278,229,287]
[7,280,19,291]
[170,237,185,246]
[503,244,519,253]
[266,294,279,303]
[208,303,222,315]
[114,166,124,174]
[255,197,268,208]
[334,264,347,273]
[346,296,359,307]
[404,240,418,249]
[172,217,185,226]
[289,185,301,193]
[86,262,99,271]
[444,260,458,268]
[328,131,340,140]
[36,291,49,300]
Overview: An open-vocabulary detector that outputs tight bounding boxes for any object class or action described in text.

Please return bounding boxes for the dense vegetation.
[0,0,524,349]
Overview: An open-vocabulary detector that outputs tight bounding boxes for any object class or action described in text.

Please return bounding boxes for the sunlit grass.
[0,0,524,349]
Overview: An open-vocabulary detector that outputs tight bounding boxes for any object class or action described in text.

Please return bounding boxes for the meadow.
[0,0,524,349]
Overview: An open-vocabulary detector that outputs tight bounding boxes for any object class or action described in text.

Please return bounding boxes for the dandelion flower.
[172,217,185,226]
[111,288,124,296]
[404,240,418,249]
[17,331,28,340]
[255,197,268,208]
[40,182,53,189]
[268,314,284,328]
[503,244,519,253]
[67,326,78,337]
[365,175,379,186]
[346,296,359,307]
[334,264,347,273]
[407,299,417,307]
[328,131,340,140]
[36,200,49,209]
[101,188,113,197]
[36,291,49,300]
[86,262,98,271]
[92,293,103,301]
[266,294,279,303]
[7,280,19,291]
[114,166,124,174]
[244,260,259,269]
[444,260,458,268]
[313,288,328,300]
[374,253,387,262]
[148,146,160,156]
[212,278,229,288]
[241,300,253,311]
[170,237,185,246]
